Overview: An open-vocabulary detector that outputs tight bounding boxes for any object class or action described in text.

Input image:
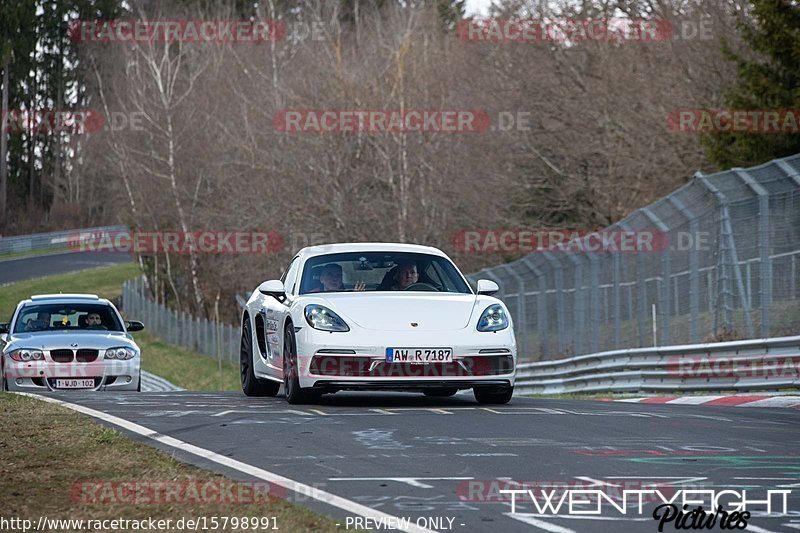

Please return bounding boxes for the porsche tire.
[283,323,319,404]
[241,320,280,397]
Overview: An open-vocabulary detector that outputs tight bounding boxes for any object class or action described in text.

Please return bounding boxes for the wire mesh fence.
[122,276,240,363]
[467,154,800,363]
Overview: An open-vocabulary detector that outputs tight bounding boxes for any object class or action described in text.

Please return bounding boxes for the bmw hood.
[6,331,136,351]
[313,293,481,331]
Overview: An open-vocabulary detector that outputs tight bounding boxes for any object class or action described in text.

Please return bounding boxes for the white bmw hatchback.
[240,243,516,404]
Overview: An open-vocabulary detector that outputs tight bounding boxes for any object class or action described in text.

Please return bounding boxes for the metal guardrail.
[514,335,800,395]
[0,226,126,255]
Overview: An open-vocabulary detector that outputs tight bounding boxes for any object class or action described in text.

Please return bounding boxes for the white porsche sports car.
[240,243,516,404]
[0,294,143,392]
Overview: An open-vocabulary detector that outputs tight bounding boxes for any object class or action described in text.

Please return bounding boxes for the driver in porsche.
[391,260,419,290]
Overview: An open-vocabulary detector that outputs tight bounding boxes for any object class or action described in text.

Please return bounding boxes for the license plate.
[386,348,453,364]
[55,379,95,389]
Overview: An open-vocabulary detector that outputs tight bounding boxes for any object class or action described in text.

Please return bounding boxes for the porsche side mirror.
[126,320,145,332]
[476,279,499,296]
[0,323,8,334]
[259,280,286,303]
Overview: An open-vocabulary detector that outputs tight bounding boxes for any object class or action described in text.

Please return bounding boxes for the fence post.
[698,173,754,337]
[642,207,671,346]
[587,252,600,354]
[734,169,771,337]
[612,252,621,348]
[522,255,548,358]
[542,251,566,354]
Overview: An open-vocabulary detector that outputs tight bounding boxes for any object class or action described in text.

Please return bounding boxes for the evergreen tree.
[702,0,800,168]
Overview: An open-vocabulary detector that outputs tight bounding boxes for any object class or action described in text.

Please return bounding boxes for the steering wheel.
[403,282,439,292]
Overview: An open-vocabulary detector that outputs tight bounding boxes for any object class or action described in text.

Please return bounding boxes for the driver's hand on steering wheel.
[353,281,366,291]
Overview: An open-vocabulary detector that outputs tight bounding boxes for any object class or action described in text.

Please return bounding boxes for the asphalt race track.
[36,391,800,533]
[0,251,131,284]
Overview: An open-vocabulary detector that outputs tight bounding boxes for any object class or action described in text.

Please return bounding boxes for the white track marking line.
[745,524,782,533]
[504,514,577,532]
[15,392,435,533]
[667,396,726,405]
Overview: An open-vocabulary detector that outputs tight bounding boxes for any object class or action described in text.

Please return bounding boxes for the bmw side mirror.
[0,323,8,334]
[126,320,145,332]
[476,279,499,296]
[258,280,286,303]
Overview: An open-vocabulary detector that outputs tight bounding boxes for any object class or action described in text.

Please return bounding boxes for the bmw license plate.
[55,379,95,389]
[386,348,453,364]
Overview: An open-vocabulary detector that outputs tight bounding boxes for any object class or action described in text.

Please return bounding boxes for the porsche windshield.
[14,303,123,333]
[299,252,471,294]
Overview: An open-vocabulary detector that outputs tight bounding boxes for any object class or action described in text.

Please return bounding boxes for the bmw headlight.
[477,304,509,332]
[304,305,350,332]
[8,349,44,362]
[104,347,137,360]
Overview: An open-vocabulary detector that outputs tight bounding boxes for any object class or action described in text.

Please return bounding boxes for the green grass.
[0,245,72,262]
[0,263,139,317]
[136,330,240,391]
[0,393,341,531]
[0,262,240,391]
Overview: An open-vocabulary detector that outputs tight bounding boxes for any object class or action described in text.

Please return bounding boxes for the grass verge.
[136,330,240,391]
[0,246,72,262]
[0,393,340,531]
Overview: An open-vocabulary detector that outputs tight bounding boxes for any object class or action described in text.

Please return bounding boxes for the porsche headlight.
[477,304,509,332]
[8,349,44,362]
[104,347,137,360]
[304,305,350,332]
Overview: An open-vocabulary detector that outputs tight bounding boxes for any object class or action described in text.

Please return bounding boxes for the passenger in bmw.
[24,311,51,331]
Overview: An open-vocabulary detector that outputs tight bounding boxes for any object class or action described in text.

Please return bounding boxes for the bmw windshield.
[13,303,124,333]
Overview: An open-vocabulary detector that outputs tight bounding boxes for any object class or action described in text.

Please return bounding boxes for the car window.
[283,256,302,295]
[13,303,123,333]
[298,252,471,294]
